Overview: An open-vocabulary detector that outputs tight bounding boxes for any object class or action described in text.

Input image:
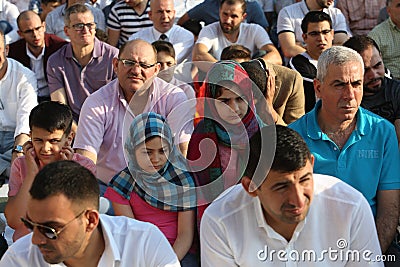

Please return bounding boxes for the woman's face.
[135,136,170,173]
[214,86,248,125]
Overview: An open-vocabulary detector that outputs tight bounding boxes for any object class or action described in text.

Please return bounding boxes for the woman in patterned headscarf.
[105,112,197,265]
[187,60,264,228]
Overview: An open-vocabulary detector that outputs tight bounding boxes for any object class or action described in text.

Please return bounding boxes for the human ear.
[241,176,258,197]
[85,210,100,233]
[65,131,74,146]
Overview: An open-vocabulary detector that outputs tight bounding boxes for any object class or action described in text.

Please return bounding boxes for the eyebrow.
[25,214,61,227]
[270,172,313,189]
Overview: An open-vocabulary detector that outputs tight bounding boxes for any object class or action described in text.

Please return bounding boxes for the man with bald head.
[128,0,194,64]
[74,39,193,194]
[8,11,67,102]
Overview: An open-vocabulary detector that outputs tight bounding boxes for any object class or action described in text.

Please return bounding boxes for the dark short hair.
[221,44,251,61]
[30,161,100,209]
[244,125,312,181]
[152,40,176,58]
[29,101,73,136]
[220,0,247,14]
[301,11,332,34]
[343,35,381,55]
[241,59,267,96]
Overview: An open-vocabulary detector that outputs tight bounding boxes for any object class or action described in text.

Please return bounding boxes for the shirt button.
[333,147,337,151]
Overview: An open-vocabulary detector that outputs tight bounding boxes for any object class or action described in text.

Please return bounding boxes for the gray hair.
[64,4,92,26]
[316,46,364,83]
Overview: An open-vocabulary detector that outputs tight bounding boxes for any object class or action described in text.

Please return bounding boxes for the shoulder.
[203,185,252,221]
[8,59,35,77]
[313,174,366,206]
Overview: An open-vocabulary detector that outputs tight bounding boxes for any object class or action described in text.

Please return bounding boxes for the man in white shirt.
[201,125,383,266]
[193,0,282,69]
[0,160,180,267]
[277,0,349,58]
[129,0,194,64]
[0,29,37,179]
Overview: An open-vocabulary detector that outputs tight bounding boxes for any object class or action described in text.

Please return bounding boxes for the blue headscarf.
[108,112,196,211]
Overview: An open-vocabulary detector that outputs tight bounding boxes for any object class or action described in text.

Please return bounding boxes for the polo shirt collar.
[388,18,400,32]
[65,37,99,59]
[306,100,368,140]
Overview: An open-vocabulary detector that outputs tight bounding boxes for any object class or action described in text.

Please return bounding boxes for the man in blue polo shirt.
[289,46,400,256]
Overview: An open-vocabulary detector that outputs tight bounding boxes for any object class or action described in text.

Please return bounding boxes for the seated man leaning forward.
[201,125,383,266]
[74,39,194,192]
[0,161,180,266]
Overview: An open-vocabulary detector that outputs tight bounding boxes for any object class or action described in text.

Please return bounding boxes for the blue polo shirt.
[289,101,400,216]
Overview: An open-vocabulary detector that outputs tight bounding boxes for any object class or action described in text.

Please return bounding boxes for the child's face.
[215,87,248,125]
[134,136,170,173]
[30,127,72,165]
[156,51,176,82]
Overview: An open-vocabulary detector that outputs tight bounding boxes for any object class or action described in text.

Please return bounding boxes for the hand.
[60,146,74,160]
[265,67,276,108]
[24,145,40,178]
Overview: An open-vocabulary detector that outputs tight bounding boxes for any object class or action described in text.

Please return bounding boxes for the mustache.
[366,77,383,87]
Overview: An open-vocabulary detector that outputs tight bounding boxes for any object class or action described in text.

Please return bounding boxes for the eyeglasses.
[306,29,332,37]
[69,22,96,31]
[21,25,44,35]
[21,209,86,240]
[118,59,157,69]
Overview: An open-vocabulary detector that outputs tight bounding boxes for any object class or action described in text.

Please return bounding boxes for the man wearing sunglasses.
[47,4,118,134]
[0,161,180,266]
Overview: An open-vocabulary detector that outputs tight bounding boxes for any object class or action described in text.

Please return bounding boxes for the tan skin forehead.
[120,40,157,62]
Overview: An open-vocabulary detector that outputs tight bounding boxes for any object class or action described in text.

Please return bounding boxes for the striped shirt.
[107,0,153,47]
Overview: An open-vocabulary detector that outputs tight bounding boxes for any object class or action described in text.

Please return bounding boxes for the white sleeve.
[277,7,295,34]
[174,28,194,63]
[252,24,273,48]
[196,24,217,51]
[346,196,384,266]
[15,70,38,137]
[200,211,238,267]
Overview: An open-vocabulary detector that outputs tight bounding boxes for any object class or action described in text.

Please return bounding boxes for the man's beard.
[220,21,240,34]
[364,77,384,94]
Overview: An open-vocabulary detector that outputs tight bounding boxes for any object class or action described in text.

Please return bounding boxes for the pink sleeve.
[8,157,26,197]
[73,154,97,176]
[104,187,130,205]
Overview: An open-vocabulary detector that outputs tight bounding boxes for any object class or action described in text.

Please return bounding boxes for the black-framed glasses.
[118,58,157,69]
[21,209,86,240]
[306,29,332,37]
[21,25,44,35]
[70,22,96,31]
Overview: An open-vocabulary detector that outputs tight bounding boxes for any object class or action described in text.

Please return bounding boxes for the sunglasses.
[20,209,86,240]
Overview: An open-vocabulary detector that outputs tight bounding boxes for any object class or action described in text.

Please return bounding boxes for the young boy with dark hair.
[4,101,96,241]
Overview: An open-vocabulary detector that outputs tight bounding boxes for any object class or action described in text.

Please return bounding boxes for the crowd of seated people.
[0,0,399,266]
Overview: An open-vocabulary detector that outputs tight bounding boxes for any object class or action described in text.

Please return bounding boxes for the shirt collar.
[26,44,45,60]
[388,18,400,32]
[98,216,121,264]
[253,196,306,243]
[306,101,368,140]
[152,27,172,39]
